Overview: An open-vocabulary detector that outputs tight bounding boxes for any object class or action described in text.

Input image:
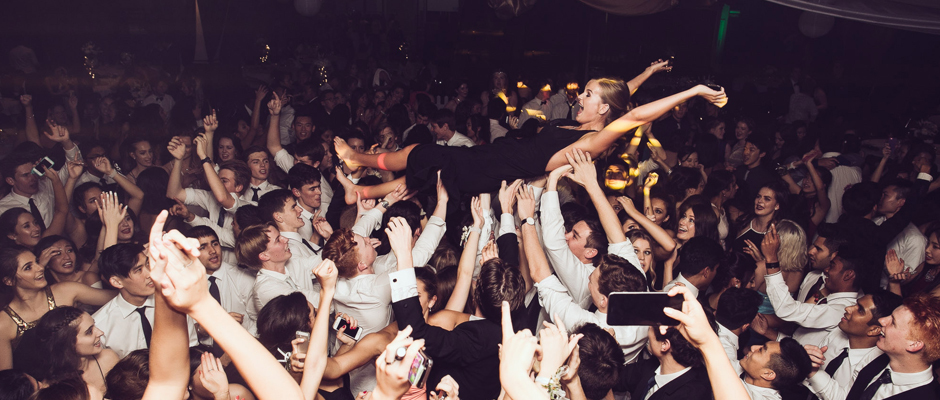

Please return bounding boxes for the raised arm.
[248,86,269,148]
[41,165,69,237]
[619,196,676,253]
[299,260,338,400]
[194,134,238,209]
[266,93,285,156]
[446,196,482,312]
[805,158,830,226]
[97,192,126,250]
[92,157,144,215]
[165,137,189,202]
[20,95,39,145]
[68,92,81,134]
[147,211,305,400]
[202,110,218,162]
[871,143,891,183]
[565,150,625,244]
[518,185,551,283]
[626,60,672,95]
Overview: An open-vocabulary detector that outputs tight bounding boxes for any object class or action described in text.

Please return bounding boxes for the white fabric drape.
[766,0,940,35]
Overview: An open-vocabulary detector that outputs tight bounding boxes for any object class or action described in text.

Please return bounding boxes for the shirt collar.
[654,366,692,388]
[258,268,289,281]
[887,366,934,386]
[253,180,270,190]
[116,294,155,318]
[209,263,230,279]
[281,231,304,242]
[8,190,31,205]
[826,291,860,301]
[718,323,739,341]
[676,274,699,297]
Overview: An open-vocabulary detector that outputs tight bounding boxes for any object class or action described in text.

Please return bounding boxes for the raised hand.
[662,286,720,348]
[267,92,282,116]
[481,240,498,264]
[385,217,414,259]
[644,172,659,192]
[197,352,230,399]
[313,217,333,240]
[68,92,79,109]
[373,326,425,400]
[255,85,269,103]
[537,318,582,381]
[202,110,218,134]
[564,149,597,188]
[37,246,62,269]
[885,249,910,282]
[696,85,728,108]
[743,239,764,262]
[97,192,127,230]
[470,196,484,228]
[435,170,449,206]
[194,134,209,160]
[356,191,376,215]
[499,301,540,386]
[803,345,827,379]
[760,223,780,264]
[66,160,84,181]
[19,94,32,107]
[498,179,523,214]
[647,59,673,74]
[167,136,186,160]
[147,210,207,313]
[616,196,639,216]
[45,119,70,143]
[516,184,536,220]
[169,198,194,221]
[314,259,338,292]
[92,156,114,177]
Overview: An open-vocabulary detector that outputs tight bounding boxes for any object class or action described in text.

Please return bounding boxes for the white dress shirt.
[74,170,115,187]
[805,343,883,400]
[872,219,926,288]
[717,323,742,375]
[550,91,580,121]
[240,180,281,205]
[535,275,647,363]
[646,366,692,400]
[245,266,321,335]
[856,366,934,400]
[743,381,781,400]
[184,188,239,230]
[663,274,700,299]
[437,132,476,147]
[539,191,643,308]
[823,154,862,224]
[797,270,826,303]
[489,119,508,141]
[352,210,447,274]
[0,145,79,226]
[92,294,198,358]
[209,262,255,317]
[766,271,858,346]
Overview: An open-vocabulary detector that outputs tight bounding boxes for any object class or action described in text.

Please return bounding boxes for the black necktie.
[208,276,221,304]
[216,211,225,228]
[825,348,850,376]
[859,369,892,400]
[806,276,825,303]
[643,375,656,399]
[135,307,152,346]
[567,103,574,120]
[28,198,45,230]
[251,187,261,202]
[302,239,320,254]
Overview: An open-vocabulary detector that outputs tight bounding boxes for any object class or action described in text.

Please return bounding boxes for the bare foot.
[336,167,365,205]
[334,137,363,170]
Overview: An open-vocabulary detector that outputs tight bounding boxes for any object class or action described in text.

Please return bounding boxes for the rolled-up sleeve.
[540,191,593,308]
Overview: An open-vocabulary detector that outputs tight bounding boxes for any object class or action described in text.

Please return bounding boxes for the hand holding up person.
[498,179,523,214]
[516,184,537,221]
[387,217,414,270]
[481,240,498,264]
[564,149,597,189]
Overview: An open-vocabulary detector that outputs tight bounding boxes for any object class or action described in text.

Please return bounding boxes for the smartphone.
[888,137,899,157]
[32,157,54,176]
[666,55,675,68]
[332,317,363,341]
[407,349,434,388]
[294,331,310,354]
[705,83,723,92]
[606,292,684,326]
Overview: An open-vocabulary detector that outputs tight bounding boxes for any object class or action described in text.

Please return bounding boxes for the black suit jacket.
[393,296,501,400]
[845,354,940,400]
[629,359,713,400]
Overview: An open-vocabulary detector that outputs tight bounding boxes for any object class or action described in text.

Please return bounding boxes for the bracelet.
[469,226,481,233]
[537,366,569,400]
[766,262,780,270]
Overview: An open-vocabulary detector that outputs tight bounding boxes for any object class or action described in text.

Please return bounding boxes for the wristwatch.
[379,199,390,209]
[200,157,212,165]
[524,217,535,225]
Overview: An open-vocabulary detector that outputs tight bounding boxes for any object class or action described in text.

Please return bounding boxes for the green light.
[729,10,740,15]
[717,4,730,55]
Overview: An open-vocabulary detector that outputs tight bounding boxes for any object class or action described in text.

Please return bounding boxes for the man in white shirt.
[818,152,862,223]
[839,293,940,400]
[269,86,295,145]
[0,125,80,226]
[799,223,848,303]
[740,338,812,400]
[236,223,320,335]
[549,83,581,121]
[93,243,198,358]
[141,79,175,120]
[186,226,255,324]
[517,83,552,126]
[287,163,324,240]
[872,179,927,284]
[761,245,863,346]
[715,287,764,375]
[662,237,724,299]
[803,291,903,400]
[430,109,475,147]
[168,142,252,232]
[258,189,325,275]
[267,101,332,218]
[242,147,281,204]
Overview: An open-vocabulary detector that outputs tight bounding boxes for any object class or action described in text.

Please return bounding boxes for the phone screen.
[336,318,361,339]
[32,157,54,176]
[294,331,310,354]
[606,292,684,326]
[408,350,432,387]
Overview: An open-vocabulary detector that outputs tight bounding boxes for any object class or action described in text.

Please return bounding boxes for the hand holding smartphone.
[32,157,54,176]
[332,316,363,341]
[606,292,684,326]
[294,331,310,354]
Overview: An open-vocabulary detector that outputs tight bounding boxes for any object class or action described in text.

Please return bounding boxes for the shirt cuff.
[917,172,933,181]
[389,269,419,302]
[806,371,830,391]
[499,213,516,237]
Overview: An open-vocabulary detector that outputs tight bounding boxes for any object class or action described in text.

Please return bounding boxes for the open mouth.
[36,273,45,281]
[209,256,220,264]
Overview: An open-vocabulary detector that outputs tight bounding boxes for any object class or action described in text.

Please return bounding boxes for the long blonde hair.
[592,78,631,125]
[776,219,808,272]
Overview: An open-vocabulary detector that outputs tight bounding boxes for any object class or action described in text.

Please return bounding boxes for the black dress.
[405,125,586,197]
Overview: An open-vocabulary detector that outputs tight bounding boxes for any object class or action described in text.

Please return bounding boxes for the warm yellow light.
[517,82,528,89]
[541,84,551,92]
[649,138,662,148]
[505,106,517,113]
[566,83,579,90]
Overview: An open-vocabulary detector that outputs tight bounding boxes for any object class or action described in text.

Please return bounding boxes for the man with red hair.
[839,293,940,400]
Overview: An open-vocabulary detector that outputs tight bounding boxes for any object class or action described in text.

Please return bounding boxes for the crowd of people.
[0,34,939,400]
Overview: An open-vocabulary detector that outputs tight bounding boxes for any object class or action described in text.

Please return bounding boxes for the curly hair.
[904,293,940,362]
[322,229,362,278]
